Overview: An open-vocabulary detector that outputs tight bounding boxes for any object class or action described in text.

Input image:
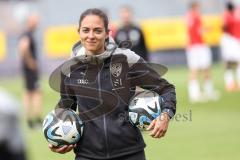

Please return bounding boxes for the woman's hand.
[49,144,76,154]
[147,112,170,138]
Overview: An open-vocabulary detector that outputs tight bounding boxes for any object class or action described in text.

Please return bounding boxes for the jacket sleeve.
[128,58,176,118]
[55,71,77,111]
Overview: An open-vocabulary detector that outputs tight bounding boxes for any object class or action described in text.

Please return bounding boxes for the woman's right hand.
[49,144,76,154]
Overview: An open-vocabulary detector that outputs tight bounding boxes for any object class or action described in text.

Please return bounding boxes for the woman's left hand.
[146,112,170,138]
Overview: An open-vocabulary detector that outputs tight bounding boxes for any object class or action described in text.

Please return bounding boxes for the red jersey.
[233,7,240,39]
[223,10,235,36]
[187,10,203,45]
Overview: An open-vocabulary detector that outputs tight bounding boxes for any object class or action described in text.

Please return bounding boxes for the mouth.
[86,41,97,44]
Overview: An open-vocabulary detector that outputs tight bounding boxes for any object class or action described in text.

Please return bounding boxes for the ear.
[105,30,109,42]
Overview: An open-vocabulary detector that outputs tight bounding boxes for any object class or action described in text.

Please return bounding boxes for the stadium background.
[0,0,240,160]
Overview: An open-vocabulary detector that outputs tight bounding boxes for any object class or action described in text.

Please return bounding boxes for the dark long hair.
[78,8,109,33]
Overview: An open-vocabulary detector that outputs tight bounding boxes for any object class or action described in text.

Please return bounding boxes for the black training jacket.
[55,39,176,159]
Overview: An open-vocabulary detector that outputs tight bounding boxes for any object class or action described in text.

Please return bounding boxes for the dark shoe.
[27,119,34,129]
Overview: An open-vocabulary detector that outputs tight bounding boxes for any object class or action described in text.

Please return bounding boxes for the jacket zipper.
[103,115,109,157]
[97,64,109,157]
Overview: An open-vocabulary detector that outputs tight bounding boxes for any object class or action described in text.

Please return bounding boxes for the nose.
[88,31,95,39]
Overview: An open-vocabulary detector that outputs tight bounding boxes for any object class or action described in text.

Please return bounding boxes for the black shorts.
[22,67,39,91]
[75,150,146,160]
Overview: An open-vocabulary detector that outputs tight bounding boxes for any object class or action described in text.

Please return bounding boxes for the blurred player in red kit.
[220,1,240,91]
[186,1,219,102]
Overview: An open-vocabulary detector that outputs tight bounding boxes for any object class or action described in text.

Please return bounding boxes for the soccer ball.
[42,108,84,147]
[128,90,162,130]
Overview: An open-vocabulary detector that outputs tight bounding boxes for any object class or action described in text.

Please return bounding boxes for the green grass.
[1,64,240,160]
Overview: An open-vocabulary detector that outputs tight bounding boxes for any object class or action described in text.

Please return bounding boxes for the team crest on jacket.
[110,63,122,77]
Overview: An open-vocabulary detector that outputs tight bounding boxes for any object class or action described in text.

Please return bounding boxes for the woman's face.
[79,15,108,55]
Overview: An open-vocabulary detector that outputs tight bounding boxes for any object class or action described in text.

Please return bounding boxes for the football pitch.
[0,64,239,160]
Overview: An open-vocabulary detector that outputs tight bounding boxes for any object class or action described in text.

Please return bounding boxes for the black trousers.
[75,150,146,160]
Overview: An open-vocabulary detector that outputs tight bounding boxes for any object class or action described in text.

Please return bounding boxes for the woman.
[49,8,176,160]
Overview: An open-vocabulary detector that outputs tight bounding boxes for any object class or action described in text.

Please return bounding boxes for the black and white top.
[52,39,176,159]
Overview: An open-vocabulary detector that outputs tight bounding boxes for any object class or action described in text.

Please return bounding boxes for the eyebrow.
[81,27,103,30]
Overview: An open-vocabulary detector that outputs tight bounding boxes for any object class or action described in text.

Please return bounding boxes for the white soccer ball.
[42,108,84,147]
[129,90,162,130]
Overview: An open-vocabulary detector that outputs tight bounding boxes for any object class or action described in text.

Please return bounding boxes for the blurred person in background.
[234,2,240,90]
[186,1,219,103]
[0,87,27,160]
[18,13,43,129]
[115,5,148,61]
[220,1,240,92]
